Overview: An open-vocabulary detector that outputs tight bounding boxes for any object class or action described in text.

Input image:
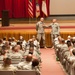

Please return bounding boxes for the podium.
[2,10,9,26]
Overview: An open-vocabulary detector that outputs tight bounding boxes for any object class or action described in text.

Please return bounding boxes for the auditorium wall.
[50,0,75,15]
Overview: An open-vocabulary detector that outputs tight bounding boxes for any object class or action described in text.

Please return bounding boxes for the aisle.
[40,48,67,75]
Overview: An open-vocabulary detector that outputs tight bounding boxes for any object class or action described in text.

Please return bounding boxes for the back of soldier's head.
[0,50,6,55]
[29,47,34,50]
[3,37,7,40]
[61,38,65,44]
[26,54,32,62]
[5,41,9,46]
[12,45,18,52]
[0,39,3,43]
[32,58,39,67]
[11,38,15,41]
[66,40,72,47]
[17,41,21,45]
[3,58,11,66]
[2,45,6,50]
[16,45,21,49]
[72,49,75,56]
[72,40,75,46]
[8,38,12,42]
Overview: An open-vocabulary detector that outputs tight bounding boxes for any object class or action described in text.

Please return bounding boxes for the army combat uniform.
[36,21,46,47]
[49,23,60,43]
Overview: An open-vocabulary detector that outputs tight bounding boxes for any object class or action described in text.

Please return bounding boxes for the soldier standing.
[36,18,47,48]
[48,19,60,46]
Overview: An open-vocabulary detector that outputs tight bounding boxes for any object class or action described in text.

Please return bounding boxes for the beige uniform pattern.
[49,23,60,43]
[36,21,46,46]
[17,61,32,69]
[0,64,17,71]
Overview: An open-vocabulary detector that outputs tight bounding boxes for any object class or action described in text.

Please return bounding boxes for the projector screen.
[50,0,75,15]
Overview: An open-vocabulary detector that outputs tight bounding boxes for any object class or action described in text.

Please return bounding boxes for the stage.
[0,20,75,47]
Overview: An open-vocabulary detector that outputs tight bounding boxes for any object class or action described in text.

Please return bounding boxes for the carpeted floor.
[40,48,66,75]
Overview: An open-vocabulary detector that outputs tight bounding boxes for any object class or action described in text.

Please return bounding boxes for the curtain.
[0,0,5,18]
[33,0,36,18]
[5,0,13,18]
[24,0,29,18]
[0,0,50,18]
[12,0,25,18]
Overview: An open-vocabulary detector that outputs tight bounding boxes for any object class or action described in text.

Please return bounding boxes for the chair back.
[16,70,39,75]
[0,71,14,75]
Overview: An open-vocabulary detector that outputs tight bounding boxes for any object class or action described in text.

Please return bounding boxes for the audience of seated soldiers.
[1,35,75,75]
[54,35,75,75]
[0,36,41,74]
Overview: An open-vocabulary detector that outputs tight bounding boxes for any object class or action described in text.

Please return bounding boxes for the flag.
[28,0,33,18]
[42,0,48,16]
[36,3,40,18]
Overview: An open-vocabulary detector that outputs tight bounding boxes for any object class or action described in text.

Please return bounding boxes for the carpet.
[40,48,66,75]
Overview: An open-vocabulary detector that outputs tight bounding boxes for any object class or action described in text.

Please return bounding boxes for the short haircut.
[26,54,32,62]
[72,49,75,56]
[32,59,39,67]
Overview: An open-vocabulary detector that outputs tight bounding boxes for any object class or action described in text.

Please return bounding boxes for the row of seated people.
[0,35,41,74]
[54,35,75,75]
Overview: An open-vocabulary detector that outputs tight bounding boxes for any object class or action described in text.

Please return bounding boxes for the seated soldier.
[26,39,36,50]
[16,45,25,56]
[72,49,75,72]
[11,37,17,47]
[67,49,75,75]
[67,49,75,65]
[31,58,41,74]
[23,58,41,74]
[17,54,32,69]
[66,40,73,50]
[32,36,41,55]
[8,45,23,62]
[0,58,18,71]
[2,37,7,44]
[0,50,7,61]
[24,47,41,62]
[0,39,3,47]
[18,36,27,51]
